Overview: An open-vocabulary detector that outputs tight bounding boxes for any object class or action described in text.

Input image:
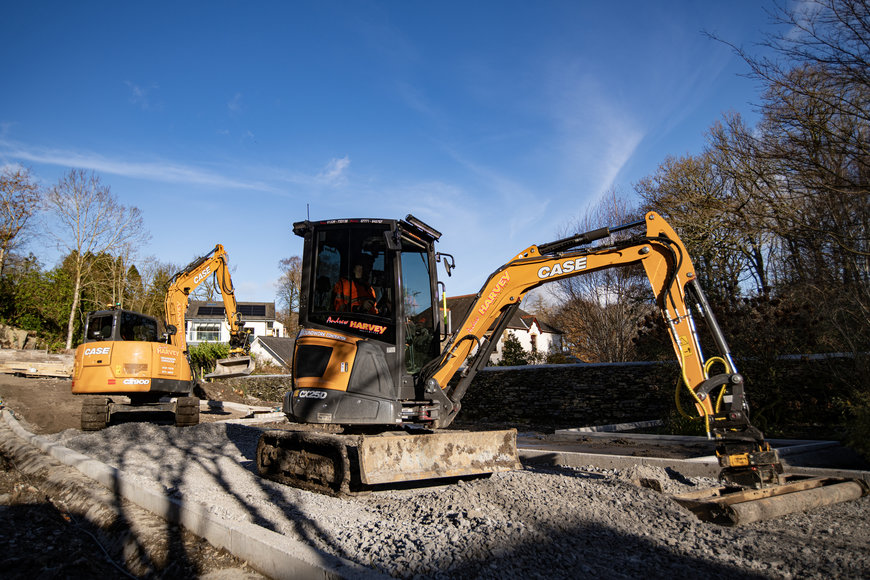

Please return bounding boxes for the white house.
[492,312,563,364]
[249,335,295,371]
[444,295,563,364]
[185,300,285,347]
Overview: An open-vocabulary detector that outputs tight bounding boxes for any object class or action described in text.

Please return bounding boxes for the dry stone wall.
[226,355,860,435]
[456,362,679,431]
[457,356,859,433]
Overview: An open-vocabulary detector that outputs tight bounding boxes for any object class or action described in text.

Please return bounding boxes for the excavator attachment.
[256,428,521,496]
[204,355,255,379]
[672,476,868,525]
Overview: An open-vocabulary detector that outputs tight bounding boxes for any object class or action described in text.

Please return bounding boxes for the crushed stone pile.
[43,422,870,579]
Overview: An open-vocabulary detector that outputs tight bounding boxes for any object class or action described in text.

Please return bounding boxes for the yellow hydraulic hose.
[704,356,733,413]
[674,361,711,437]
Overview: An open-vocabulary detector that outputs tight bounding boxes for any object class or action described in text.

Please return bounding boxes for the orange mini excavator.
[71,244,254,429]
[255,212,867,522]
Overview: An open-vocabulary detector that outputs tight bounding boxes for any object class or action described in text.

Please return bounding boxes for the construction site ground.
[0,373,869,579]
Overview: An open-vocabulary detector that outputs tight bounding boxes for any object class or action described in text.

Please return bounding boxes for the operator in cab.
[333,259,378,314]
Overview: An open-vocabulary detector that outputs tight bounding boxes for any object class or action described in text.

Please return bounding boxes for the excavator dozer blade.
[257,428,522,496]
[672,476,868,525]
[356,429,522,485]
[204,356,255,379]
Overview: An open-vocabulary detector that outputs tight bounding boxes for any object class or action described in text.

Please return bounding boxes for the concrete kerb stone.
[204,400,288,425]
[519,439,870,484]
[221,412,289,426]
[0,409,386,580]
[205,400,278,414]
[518,447,723,478]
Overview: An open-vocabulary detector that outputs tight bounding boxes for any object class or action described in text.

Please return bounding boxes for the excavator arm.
[423,211,781,488]
[164,244,255,378]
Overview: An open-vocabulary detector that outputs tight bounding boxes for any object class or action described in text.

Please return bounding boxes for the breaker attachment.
[677,429,869,524]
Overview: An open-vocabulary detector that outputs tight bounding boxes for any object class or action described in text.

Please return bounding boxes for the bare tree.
[711,0,869,261]
[548,189,650,362]
[44,169,148,349]
[134,259,179,321]
[109,240,142,308]
[276,256,302,337]
[0,167,41,275]
[710,0,870,350]
[635,146,775,300]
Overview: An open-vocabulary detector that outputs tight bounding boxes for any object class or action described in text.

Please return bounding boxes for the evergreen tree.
[497,333,528,366]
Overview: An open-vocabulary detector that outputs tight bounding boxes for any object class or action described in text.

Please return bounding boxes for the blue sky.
[1,1,776,302]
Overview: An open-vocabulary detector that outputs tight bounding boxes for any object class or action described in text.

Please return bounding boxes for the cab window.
[86,315,114,341]
[401,248,437,373]
[119,312,159,342]
[311,227,393,319]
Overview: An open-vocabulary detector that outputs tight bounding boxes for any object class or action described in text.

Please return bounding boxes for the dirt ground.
[0,373,270,579]
[0,374,271,435]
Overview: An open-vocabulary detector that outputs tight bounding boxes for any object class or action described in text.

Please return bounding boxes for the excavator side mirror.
[384,229,401,251]
[165,324,177,336]
[436,252,455,277]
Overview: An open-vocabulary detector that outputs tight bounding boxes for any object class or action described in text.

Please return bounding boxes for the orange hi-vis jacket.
[333,278,378,313]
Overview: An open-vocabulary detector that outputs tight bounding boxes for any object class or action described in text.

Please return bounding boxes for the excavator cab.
[289,216,444,426]
[83,308,161,344]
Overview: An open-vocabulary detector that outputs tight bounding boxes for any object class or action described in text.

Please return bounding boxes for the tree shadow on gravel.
[0,432,210,578]
[54,420,870,580]
[219,423,365,561]
[435,520,770,580]
[94,420,364,568]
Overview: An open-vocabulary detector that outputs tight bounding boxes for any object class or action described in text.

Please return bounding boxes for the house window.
[530,334,538,353]
[192,322,220,342]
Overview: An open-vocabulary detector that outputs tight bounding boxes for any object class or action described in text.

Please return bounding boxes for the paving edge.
[0,409,386,580]
[519,447,722,478]
[518,448,870,484]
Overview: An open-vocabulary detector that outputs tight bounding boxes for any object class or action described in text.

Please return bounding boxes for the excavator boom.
[165,244,255,378]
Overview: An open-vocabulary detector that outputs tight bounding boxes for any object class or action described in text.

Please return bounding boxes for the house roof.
[187,300,276,321]
[445,294,562,335]
[254,336,295,369]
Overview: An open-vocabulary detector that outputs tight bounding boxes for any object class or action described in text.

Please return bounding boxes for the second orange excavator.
[71,244,255,429]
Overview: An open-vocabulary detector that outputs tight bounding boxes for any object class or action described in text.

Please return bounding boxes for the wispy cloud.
[787,0,823,41]
[125,81,161,111]
[316,156,350,185]
[543,64,644,197]
[228,92,244,113]
[396,81,436,118]
[0,139,280,192]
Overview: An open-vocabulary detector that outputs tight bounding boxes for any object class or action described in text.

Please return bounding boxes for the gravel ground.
[0,418,266,579]
[40,420,870,580]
